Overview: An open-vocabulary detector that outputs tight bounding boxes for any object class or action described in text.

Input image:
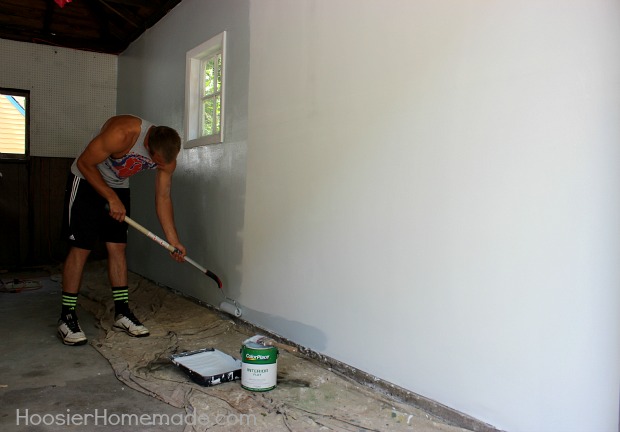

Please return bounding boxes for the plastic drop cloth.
[75,261,470,432]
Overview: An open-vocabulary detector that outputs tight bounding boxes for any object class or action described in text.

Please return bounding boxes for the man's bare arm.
[76,118,137,221]
[155,163,186,261]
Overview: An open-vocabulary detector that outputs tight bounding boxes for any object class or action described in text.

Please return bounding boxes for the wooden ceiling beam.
[104,0,155,8]
[41,0,54,35]
[85,0,113,41]
[0,26,124,54]
[0,0,183,54]
[96,0,143,29]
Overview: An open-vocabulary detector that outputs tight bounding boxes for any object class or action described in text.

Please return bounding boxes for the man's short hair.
[148,126,181,163]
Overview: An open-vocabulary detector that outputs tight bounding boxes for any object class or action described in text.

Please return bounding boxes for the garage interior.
[0,1,618,431]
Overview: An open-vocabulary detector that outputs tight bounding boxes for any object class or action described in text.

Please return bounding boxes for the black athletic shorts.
[64,173,130,250]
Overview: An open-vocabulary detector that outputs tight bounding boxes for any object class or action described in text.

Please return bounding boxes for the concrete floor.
[0,264,483,432]
[0,270,183,432]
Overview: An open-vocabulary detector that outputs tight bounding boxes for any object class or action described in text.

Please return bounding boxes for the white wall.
[0,39,116,157]
[242,1,620,431]
[119,0,620,431]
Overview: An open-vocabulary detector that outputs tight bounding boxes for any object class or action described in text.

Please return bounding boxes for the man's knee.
[106,242,127,257]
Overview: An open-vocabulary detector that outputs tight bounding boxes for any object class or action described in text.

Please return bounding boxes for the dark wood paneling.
[28,157,73,266]
[0,161,29,268]
[0,156,74,269]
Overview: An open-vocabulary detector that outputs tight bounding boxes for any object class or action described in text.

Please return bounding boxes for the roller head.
[219,301,241,317]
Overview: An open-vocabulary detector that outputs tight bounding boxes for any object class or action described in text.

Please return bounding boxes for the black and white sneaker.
[113,310,150,337]
[57,313,88,346]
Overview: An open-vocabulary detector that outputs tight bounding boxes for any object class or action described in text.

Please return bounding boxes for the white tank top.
[71,118,156,188]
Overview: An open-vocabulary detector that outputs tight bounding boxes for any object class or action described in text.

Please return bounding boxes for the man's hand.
[170,242,187,263]
[107,198,126,222]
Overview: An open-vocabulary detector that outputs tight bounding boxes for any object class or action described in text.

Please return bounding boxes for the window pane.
[0,92,27,156]
[203,57,215,96]
[216,54,222,92]
[202,98,214,136]
[215,95,221,133]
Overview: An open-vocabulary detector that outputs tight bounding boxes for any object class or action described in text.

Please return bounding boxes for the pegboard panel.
[0,39,117,158]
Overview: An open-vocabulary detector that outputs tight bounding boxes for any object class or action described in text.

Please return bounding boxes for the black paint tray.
[170,348,242,386]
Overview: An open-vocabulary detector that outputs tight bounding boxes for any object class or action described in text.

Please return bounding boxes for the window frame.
[0,87,30,161]
[184,31,226,149]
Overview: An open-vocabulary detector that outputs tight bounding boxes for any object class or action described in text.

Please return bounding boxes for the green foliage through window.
[201,53,222,137]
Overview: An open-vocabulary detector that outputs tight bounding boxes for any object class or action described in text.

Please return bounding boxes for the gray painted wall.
[118,0,620,431]
[118,0,249,308]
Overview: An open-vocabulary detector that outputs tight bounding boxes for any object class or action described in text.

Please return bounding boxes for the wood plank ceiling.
[0,0,184,54]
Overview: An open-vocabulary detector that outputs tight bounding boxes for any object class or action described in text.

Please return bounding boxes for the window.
[0,88,29,160]
[185,31,226,148]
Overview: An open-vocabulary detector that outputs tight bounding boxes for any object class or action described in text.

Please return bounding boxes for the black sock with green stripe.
[61,292,78,317]
[112,286,130,316]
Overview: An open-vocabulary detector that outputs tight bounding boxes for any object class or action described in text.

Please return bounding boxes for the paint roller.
[105,205,242,317]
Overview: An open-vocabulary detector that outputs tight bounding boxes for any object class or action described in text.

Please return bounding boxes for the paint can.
[240,342,278,391]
